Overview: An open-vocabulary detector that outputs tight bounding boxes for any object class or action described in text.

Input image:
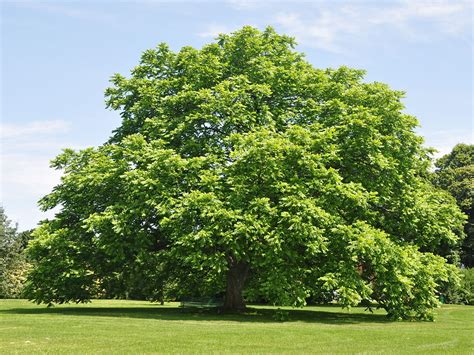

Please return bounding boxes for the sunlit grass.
[0,299,472,354]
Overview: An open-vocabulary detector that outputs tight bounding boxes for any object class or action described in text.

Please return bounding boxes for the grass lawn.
[0,299,473,354]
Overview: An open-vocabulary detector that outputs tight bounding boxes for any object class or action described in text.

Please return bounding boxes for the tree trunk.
[223,260,249,311]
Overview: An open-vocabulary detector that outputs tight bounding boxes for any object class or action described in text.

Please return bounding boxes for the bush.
[0,258,31,298]
[273,309,290,322]
[0,208,33,299]
[444,268,474,305]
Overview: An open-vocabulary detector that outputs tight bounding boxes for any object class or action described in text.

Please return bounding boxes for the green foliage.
[314,222,460,320]
[444,268,474,305]
[433,144,474,266]
[0,207,31,298]
[272,308,290,322]
[461,268,474,305]
[25,26,465,320]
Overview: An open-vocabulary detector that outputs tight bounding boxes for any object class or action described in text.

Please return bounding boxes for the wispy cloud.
[273,11,347,53]
[226,0,261,10]
[16,2,116,23]
[420,128,474,159]
[1,119,79,229]
[272,1,472,52]
[198,23,258,38]
[1,120,73,194]
[1,120,71,139]
[198,24,235,38]
[1,153,63,195]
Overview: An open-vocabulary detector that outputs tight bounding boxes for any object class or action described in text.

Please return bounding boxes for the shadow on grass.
[0,305,389,325]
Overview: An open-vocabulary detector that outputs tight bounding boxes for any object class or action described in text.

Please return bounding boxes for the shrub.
[444,268,474,305]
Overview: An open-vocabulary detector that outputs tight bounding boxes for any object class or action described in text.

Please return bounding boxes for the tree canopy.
[433,143,474,266]
[25,26,465,320]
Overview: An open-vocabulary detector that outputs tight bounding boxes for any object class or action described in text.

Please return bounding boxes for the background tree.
[433,144,474,266]
[0,207,31,298]
[25,27,465,320]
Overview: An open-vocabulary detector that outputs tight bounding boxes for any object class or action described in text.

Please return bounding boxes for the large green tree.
[433,144,474,266]
[25,27,465,320]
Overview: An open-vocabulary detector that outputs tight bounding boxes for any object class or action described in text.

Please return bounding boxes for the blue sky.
[1,0,473,230]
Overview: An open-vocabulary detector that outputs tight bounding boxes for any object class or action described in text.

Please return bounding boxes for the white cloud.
[420,128,474,159]
[1,120,70,139]
[198,23,258,38]
[226,0,261,10]
[273,11,347,53]
[16,2,116,23]
[1,153,62,195]
[198,24,234,38]
[198,1,471,52]
[0,119,77,229]
[272,1,472,52]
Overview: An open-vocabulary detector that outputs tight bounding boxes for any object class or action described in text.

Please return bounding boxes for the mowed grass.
[0,299,473,354]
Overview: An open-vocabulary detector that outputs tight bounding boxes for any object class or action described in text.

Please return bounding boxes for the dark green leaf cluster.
[433,144,473,266]
[443,267,474,305]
